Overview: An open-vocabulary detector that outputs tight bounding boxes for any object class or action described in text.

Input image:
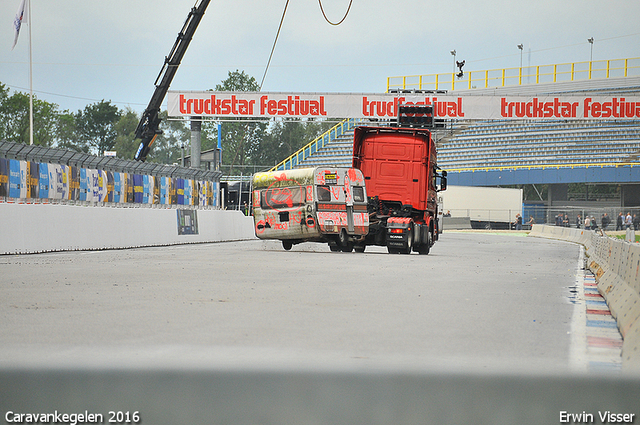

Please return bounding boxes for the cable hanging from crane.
[260,0,290,90]
[318,0,353,26]
[260,0,353,91]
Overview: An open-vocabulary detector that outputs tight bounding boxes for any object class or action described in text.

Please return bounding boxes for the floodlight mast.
[134,0,211,162]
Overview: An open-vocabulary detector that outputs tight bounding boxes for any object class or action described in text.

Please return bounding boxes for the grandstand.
[286,122,358,169]
[438,119,640,170]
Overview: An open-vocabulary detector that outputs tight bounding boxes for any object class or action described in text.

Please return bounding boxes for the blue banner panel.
[177,178,185,205]
[212,181,219,207]
[38,163,49,199]
[184,179,192,206]
[133,174,143,203]
[8,160,25,198]
[160,177,169,205]
[79,168,88,201]
[113,172,122,203]
[142,175,151,204]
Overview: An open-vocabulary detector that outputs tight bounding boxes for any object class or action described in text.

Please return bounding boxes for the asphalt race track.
[0,232,583,372]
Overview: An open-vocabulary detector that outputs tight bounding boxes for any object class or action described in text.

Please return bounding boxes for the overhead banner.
[167,91,640,121]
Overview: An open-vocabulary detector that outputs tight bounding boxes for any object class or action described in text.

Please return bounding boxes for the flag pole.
[28,0,33,145]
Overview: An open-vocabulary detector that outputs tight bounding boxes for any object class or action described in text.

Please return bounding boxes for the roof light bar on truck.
[396,103,447,129]
[397,104,434,128]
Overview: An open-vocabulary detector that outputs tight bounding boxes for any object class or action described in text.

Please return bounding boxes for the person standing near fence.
[601,213,610,230]
[514,213,522,230]
[617,212,624,230]
[526,216,535,227]
[584,216,591,229]
[626,212,633,229]
[576,215,582,229]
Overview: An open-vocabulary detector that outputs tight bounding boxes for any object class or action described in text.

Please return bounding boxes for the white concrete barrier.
[442,216,472,230]
[529,225,640,369]
[529,224,543,237]
[0,203,256,254]
[1,367,639,425]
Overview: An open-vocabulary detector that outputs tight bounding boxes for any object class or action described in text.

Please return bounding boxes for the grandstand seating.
[437,119,640,170]
[285,73,640,176]
[290,118,640,172]
[293,131,354,168]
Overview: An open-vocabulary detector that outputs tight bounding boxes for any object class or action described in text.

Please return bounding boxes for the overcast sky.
[1,0,639,115]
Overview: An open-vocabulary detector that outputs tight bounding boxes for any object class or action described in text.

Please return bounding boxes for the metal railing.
[219,164,272,182]
[0,140,222,181]
[442,160,640,175]
[270,118,364,172]
[387,57,640,92]
[524,205,640,231]
[443,205,640,232]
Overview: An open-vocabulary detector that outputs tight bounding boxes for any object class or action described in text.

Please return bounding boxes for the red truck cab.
[352,126,446,254]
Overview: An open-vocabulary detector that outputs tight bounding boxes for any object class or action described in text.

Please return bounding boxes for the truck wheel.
[338,229,353,252]
[341,244,354,253]
[282,240,293,251]
[339,229,349,246]
[412,224,422,252]
[418,231,431,255]
[354,244,366,253]
[401,227,413,254]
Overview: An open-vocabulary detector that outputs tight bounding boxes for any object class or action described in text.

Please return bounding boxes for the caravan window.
[353,186,365,203]
[261,186,305,210]
[317,185,331,202]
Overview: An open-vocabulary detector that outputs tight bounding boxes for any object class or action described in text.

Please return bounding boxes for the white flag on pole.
[11,0,28,50]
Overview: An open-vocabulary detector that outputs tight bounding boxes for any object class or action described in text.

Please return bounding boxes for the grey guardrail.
[530,224,640,369]
[1,367,639,425]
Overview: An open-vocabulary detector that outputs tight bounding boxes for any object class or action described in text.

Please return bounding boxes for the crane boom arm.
[134,0,210,162]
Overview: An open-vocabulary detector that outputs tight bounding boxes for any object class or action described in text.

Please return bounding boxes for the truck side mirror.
[440,170,447,191]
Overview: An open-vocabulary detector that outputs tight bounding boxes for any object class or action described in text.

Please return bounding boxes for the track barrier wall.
[530,224,640,369]
[0,142,260,253]
[0,367,639,425]
[0,203,256,254]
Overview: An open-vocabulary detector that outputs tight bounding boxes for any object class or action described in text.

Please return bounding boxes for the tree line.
[0,71,335,173]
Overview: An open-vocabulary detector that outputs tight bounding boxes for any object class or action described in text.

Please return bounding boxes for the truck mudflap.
[387,217,413,254]
[386,217,434,255]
